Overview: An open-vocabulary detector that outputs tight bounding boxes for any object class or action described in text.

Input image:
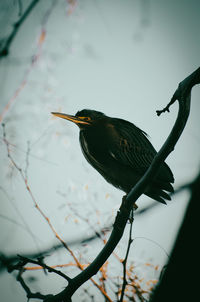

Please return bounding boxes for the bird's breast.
[80,134,90,154]
[79,129,109,169]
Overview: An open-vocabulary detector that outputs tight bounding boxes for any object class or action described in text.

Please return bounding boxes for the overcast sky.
[0,1,200,301]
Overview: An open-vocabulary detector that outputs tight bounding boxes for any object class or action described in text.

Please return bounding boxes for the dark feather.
[78,113,174,204]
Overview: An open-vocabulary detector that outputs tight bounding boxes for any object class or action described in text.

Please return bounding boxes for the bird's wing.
[107,118,157,175]
[107,118,174,184]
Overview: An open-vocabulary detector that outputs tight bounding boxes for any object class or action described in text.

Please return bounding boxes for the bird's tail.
[145,180,174,204]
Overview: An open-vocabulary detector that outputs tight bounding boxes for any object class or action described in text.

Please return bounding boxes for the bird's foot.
[121,195,138,223]
[122,195,138,210]
[133,203,138,210]
[122,194,127,202]
[128,208,134,223]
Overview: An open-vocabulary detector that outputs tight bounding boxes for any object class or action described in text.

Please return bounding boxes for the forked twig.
[10,255,71,282]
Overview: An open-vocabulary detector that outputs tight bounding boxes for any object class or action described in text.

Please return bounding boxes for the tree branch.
[0,0,40,58]
[43,67,200,301]
[2,68,199,301]
[9,255,71,282]
[119,210,134,302]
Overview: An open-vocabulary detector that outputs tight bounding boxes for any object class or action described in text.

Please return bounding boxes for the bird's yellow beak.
[51,112,91,125]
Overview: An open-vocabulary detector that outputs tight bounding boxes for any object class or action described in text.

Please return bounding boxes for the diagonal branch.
[43,67,200,302]
[0,0,40,58]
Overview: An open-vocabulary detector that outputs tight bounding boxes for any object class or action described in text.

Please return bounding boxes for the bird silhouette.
[52,109,174,204]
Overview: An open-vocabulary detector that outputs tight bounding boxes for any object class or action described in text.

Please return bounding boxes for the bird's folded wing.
[108,119,157,175]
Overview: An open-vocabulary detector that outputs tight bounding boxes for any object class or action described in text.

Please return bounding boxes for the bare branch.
[17,270,47,301]
[2,67,199,301]
[119,209,134,302]
[42,67,200,301]
[0,0,57,123]
[0,0,40,58]
[10,255,71,282]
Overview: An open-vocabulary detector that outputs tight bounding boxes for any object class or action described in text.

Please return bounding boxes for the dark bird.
[52,109,174,204]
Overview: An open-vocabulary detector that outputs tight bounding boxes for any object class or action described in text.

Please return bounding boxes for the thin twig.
[24,262,84,271]
[16,255,71,282]
[119,209,134,302]
[21,256,112,302]
[17,270,47,300]
[24,140,30,180]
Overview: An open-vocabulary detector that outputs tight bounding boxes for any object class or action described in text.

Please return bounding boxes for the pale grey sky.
[0,1,200,301]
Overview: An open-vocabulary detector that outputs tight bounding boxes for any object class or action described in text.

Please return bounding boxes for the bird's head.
[51,109,105,129]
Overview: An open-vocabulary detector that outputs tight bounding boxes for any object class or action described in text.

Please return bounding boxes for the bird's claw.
[121,195,137,223]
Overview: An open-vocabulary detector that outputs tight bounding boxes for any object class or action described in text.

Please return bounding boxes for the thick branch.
[44,67,200,302]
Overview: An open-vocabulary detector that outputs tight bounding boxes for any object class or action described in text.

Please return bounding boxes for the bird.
[52,109,174,204]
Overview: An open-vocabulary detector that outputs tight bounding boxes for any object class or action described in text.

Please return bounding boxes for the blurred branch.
[0,0,57,123]
[17,0,23,17]
[24,140,30,180]
[149,169,200,302]
[0,0,40,58]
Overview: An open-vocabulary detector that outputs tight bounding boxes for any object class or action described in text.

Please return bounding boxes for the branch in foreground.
[42,68,199,301]
[150,170,200,302]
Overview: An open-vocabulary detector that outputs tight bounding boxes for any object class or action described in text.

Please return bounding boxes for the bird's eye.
[78,116,91,123]
[83,117,91,122]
